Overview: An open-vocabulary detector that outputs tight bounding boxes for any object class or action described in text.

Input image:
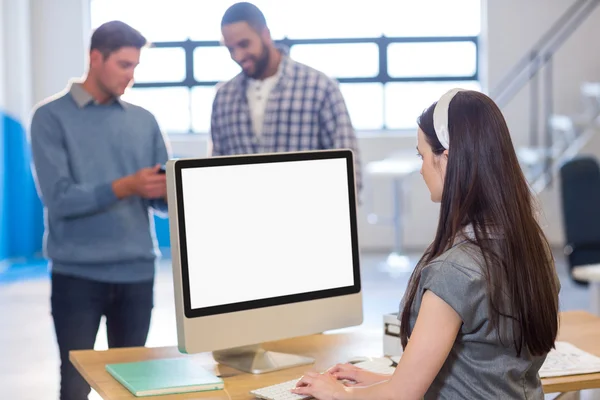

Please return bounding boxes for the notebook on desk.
[540,341,600,378]
[105,357,224,397]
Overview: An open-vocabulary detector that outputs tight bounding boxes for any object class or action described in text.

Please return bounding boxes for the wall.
[30,0,91,103]
[484,0,600,148]
[3,0,600,260]
[0,0,6,259]
[1,0,45,259]
[0,0,92,259]
[484,0,600,245]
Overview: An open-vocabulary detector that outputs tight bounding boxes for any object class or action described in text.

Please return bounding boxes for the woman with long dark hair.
[293,89,560,399]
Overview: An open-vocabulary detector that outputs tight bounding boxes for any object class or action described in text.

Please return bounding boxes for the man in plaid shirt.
[210,2,362,192]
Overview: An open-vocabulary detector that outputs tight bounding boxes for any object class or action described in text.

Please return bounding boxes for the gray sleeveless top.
[400,240,556,399]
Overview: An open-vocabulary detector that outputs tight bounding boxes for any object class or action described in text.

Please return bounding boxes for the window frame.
[130,35,480,132]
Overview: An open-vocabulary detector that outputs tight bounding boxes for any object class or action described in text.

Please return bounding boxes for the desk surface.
[365,157,421,177]
[71,310,600,399]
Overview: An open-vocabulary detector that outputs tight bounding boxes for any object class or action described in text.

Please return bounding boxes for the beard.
[96,75,120,99]
[244,41,270,79]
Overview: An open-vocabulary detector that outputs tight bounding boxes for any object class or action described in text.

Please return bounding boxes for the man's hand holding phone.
[113,164,167,199]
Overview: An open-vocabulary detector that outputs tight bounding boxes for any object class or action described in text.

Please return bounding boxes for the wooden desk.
[543,311,600,393]
[71,311,600,399]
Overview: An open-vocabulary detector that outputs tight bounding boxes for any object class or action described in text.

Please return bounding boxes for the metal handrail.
[492,0,600,108]
[490,0,587,101]
[487,0,600,192]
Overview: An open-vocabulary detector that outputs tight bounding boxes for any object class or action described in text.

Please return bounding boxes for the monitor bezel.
[173,150,361,319]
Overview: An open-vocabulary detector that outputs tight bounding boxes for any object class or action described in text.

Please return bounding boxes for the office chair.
[559,156,600,287]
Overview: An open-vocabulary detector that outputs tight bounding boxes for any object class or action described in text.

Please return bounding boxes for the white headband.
[432,88,465,149]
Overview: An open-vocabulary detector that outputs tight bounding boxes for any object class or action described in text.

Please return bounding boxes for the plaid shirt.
[210,54,362,191]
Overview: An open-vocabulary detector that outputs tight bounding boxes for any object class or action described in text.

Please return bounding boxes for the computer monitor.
[165,149,363,374]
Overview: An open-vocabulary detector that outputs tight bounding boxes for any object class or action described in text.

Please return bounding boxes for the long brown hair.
[399,90,559,357]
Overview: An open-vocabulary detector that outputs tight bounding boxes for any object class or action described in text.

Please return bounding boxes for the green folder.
[105,357,224,397]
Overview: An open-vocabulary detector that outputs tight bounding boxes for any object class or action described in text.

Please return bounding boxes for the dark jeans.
[51,272,154,400]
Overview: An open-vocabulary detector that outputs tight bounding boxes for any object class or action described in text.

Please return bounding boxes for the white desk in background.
[365,153,421,271]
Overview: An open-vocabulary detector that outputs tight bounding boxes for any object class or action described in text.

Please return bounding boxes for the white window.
[91,0,481,132]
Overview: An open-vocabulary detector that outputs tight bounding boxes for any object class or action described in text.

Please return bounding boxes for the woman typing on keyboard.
[292,89,560,400]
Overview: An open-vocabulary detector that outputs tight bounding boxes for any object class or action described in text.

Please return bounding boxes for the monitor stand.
[212,344,315,374]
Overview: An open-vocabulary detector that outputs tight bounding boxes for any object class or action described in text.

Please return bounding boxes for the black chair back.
[559,156,600,286]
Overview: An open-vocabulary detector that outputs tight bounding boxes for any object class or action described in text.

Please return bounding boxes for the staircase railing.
[492,0,597,108]
[489,0,600,190]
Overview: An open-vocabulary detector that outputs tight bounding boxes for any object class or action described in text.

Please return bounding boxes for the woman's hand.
[292,372,348,400]
[327,363,391,386]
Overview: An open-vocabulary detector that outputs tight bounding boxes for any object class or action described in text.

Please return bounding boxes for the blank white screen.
[180,158,356,310]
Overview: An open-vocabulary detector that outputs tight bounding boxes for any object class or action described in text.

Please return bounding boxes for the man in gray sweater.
[29,21,169,400]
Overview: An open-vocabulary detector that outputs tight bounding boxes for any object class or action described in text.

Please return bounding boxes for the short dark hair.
[221,2,267,31]
[90,20,147,58]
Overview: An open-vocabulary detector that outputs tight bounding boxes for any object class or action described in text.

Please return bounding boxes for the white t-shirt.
[246,71,281,137]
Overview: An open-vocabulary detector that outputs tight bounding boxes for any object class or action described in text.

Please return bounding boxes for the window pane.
[388,42,477,78]
[339,83,384,130]
[284,0,384,38]
[122,87,191,133]
[90,0,190,41]
[290,44,379,79]
[135,47,186,83]
[187,0,286,41]
[194,47,241,82]
[385,81,481,129]
[250,0,288,40]
[383,0,481,37]
[186,2,233,41]
[92,0,481,41]
[191,86,219,133]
